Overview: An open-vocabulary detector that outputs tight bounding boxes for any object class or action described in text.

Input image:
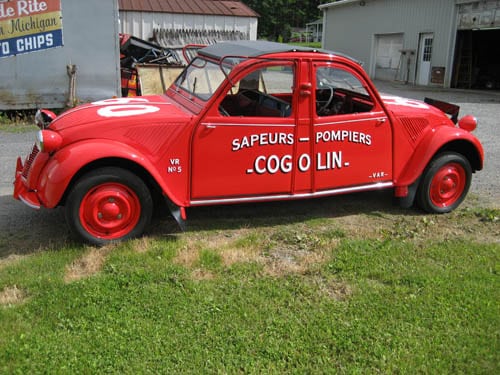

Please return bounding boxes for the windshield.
[316,67,370,97]
[174,57,228,101]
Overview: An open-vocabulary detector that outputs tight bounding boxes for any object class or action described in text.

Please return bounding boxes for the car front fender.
[37,139,179,208]
[394,126,484,187]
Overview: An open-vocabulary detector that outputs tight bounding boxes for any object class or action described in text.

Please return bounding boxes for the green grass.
[1,208,499,374]
[0,110,47,132]
[0,117,37,133]
[289,41,322,49]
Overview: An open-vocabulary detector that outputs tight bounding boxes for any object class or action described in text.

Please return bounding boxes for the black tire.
[65,167,153,245]
[416,152,472,213]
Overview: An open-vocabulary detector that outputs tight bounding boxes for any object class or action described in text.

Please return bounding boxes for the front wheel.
[65,167,153,245]
[416,152,472,213]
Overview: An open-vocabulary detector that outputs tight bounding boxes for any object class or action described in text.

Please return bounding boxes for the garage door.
[374,33,403,81]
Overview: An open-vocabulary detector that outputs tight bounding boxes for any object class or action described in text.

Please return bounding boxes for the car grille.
[22,144,39,179]
[399,116,429,143]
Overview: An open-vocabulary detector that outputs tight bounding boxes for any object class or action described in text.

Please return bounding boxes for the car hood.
[380,94,454,124]
[50,95,192,133]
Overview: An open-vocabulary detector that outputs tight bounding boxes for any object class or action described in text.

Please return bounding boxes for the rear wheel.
[416,152,471,213]
[66,167,153,245]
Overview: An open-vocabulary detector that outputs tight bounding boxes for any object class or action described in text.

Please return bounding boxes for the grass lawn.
[0,115,36,133]
[289,41,322,49]
[1,202,498,373]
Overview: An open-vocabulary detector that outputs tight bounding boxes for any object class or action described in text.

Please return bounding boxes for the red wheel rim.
[79,183,141,240]
[429,162,466,208]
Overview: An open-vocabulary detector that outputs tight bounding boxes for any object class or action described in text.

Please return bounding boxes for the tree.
[241,0,327,41]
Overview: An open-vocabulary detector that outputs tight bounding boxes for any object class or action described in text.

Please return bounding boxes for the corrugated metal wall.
[322,0,457,86]
[119,11,258,43]
[0,0,121,109]
[457,0,500,29]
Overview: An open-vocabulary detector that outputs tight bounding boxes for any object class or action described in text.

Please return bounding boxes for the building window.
[423,38,433,62]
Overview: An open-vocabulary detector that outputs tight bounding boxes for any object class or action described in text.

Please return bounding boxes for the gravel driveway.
[1,82,498,255]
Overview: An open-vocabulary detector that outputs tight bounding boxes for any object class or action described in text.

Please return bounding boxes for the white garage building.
[320,0,500,89]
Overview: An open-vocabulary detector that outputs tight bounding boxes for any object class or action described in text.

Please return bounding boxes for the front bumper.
[13,156,41,209]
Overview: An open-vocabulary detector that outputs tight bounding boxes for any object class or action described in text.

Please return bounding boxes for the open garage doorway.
[452,29,500,89]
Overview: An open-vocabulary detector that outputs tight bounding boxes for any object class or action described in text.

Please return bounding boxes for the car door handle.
[203,123,217,129]
[376,118,387,126]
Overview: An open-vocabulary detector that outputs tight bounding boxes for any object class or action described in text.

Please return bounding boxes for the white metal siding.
[119,11,258,41]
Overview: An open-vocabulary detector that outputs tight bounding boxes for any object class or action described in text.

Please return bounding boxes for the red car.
[14,41,484,245]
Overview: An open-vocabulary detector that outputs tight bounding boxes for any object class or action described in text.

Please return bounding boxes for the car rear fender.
[37,139,181,208]
[395,127,484,187]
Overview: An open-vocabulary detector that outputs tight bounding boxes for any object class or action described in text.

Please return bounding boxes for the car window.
[316,66,374,116]
[219,64,294,117]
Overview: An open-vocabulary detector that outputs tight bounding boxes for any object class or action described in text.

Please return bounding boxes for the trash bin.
[431,66,445,84]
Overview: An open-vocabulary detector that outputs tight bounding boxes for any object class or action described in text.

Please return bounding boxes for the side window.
[220,65,294,117]
[316,66,374,116]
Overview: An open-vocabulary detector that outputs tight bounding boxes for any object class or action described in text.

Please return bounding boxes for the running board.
[190,182,393,206]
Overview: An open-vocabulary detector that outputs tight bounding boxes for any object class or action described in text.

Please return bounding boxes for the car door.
[190,61,297,201]
[312,63,392,192]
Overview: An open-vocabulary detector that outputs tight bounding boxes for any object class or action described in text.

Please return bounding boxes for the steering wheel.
[219,105,229,116]
[317,85,334,116]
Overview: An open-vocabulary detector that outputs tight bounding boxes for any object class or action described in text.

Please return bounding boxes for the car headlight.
[36,130,63,153]
[35,109,57,129]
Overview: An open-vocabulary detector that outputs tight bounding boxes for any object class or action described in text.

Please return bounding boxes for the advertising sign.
[0,0,63,58]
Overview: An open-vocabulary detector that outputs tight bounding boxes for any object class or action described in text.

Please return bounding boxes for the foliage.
[0,112,9,125]
[242,0,328,41]
[290,41,322,48]
[0,111,37,132]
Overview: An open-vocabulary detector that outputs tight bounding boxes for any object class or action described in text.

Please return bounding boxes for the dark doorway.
[452,29,500,89]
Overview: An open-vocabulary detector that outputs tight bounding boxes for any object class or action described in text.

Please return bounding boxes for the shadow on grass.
[150,189,412,236]
[0,189,414,258]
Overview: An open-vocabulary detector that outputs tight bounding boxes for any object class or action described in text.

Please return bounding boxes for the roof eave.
[319,0,362,10]
[120,10,258,18]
